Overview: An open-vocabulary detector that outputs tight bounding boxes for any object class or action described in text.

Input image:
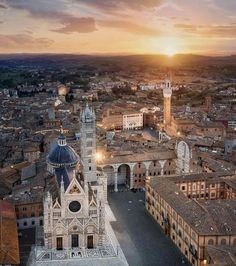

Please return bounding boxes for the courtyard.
[108,189,191,266]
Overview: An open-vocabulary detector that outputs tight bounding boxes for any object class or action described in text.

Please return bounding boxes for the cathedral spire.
[80,103,97,183]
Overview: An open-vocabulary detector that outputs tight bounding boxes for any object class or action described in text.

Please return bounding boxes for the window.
[192,232,196,241]
[31,213,35,217]
[86,133,93,138]
[208,239,214,245]
[178,230,182,238]
[179,217,182,225]
[71,234,79,248]
[181,186,186,191]
[40,219,43,226]
[86,141,93,147]
[56,237,63,250]
[23,221,27,226]
[89,167,91,171]
[185,225,189,233]
[184,237,188,244]
[220,239,226,245]
[233,239,236,245]
[31,220,35,225]
[23,207,27,211]
[53,212,61,218]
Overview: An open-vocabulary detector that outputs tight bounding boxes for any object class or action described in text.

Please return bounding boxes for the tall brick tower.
[163,79,172,127]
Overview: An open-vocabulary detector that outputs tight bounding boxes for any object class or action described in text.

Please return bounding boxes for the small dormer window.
[58,134,67,146]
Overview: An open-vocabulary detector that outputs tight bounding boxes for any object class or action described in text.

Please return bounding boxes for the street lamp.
[95,152,103,162]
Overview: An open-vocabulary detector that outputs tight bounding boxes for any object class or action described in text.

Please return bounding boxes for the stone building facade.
[146,172,236,266]
[99,140,192,191]
[43,104,107,253]
[123,112,143,130]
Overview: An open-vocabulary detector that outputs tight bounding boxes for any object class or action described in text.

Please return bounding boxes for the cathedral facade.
[43,103,107,252]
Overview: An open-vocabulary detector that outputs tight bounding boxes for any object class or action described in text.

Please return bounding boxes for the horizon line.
[0,52,236,58]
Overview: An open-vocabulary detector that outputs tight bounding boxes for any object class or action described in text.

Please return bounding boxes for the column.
[159,160,166,176]
[146,168,149,177]
[114,166,118,192]
[130,165,134,189]
[161,167,164,176]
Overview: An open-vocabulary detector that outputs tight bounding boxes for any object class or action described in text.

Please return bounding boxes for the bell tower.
[80,103,97,183]
[163,79,172,127]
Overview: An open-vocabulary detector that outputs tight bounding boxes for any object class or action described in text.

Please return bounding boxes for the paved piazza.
[108,189,191,266]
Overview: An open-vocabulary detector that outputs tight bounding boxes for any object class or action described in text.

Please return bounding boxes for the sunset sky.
[0,0,236,55]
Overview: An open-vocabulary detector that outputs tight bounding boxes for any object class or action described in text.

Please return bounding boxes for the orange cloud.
[52,17,97,34]
[74,0,164,12]
[99,19,162,36]
[0,34,54,50]
[175,23,236,39]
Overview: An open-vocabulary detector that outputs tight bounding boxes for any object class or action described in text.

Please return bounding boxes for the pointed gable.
[65,176,84,195]
[89,195,97,207]
[53,198,61,209]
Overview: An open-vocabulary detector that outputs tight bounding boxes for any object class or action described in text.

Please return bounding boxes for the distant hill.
[0,53,236,69]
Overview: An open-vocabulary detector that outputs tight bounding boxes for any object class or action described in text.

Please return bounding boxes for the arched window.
[220,239,226,245]
[184,237,188,244]
[183,142,186,157]
[208,239,214,245]
[178,230,182,238]
[185,225,189,234]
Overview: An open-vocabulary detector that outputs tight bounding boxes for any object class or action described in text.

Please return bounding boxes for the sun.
[164,46,177,57]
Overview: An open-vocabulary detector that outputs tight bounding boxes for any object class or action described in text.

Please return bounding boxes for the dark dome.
[47,135,79,167]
